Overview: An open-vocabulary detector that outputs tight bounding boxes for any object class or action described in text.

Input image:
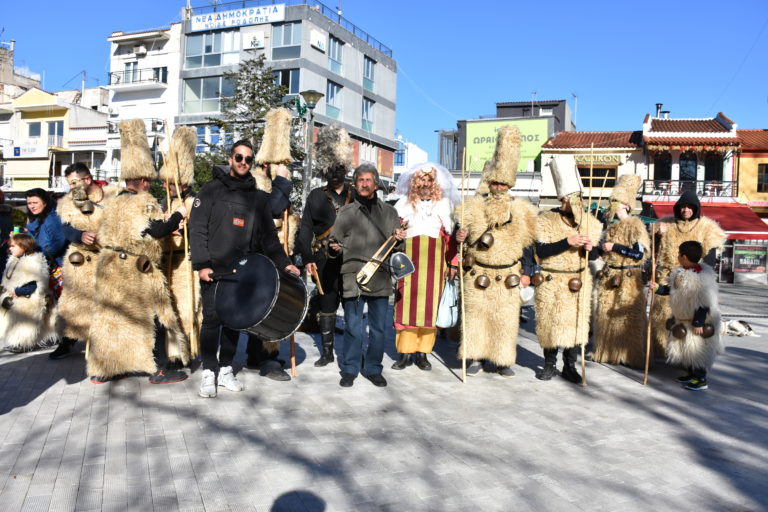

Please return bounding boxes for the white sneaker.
[199,369,217,398]
[218,366,243,392]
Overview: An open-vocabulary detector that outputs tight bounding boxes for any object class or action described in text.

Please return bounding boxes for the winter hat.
[159,126,196,186]
[119,119,156,181]
[255,108,293,165]
[482,125,520,187]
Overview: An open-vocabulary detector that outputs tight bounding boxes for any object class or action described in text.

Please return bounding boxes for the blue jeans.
[340,296,389,376]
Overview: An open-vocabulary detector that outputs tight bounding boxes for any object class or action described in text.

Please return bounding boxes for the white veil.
[395,162,460,207]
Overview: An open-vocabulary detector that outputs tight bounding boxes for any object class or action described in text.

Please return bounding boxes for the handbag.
[436,278,459,328]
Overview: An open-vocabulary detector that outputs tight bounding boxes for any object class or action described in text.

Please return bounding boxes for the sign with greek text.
[191,5,285,32]
[465,118,549,172]
[733,245,767,273]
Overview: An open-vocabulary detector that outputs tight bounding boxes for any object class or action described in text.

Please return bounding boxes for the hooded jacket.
[674,190,701,220]
[190,166,290,272]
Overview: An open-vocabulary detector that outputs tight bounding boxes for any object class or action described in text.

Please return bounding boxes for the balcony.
[107,118,165,137]
[108,67,168,92]
[642,180,738,201]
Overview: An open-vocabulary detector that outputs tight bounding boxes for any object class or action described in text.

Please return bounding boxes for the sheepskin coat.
[592,215,650,368]
[651,216,725,354]
[456,194,537,366]
[535,210,602,350]
[160,194,196,363]
[87,190,186,378]
[255,172,299,254]
[665,264,722,370]
[0,252,58,350]
[56,184,119,341]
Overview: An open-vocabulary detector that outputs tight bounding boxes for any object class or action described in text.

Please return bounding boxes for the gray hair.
[352,162,380,186]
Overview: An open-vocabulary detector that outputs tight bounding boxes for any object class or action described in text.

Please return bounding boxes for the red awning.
[650,204,768,240]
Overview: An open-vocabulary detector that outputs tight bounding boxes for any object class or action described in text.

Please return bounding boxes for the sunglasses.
[234,154,254,164]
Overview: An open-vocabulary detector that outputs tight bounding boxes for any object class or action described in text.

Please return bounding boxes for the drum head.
[215,254,278,330]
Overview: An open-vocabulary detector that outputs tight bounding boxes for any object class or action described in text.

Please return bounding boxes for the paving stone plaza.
[0,283,766,512]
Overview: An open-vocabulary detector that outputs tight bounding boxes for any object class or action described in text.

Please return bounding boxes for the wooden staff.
[577,143,595,387]
[309,267,325,295]
[459,148,467,384]
[165,179,174,281]
[643,222,656,385]
[165,121,199,358]
[283,208,297,377]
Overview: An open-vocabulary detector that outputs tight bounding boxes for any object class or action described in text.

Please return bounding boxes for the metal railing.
[108,67,168,86]
[107,118,165,134]
[642,179,738,198]
[190,0,393,57]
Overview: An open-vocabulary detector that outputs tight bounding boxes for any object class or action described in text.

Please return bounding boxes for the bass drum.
[215,253,309,342]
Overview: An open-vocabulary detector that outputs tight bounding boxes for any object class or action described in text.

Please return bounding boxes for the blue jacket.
[27,210,68,268]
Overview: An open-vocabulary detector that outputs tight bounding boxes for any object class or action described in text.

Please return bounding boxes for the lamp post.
[299,89,324,205]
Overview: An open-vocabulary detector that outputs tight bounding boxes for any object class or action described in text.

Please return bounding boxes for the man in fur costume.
[0,234,59,352]
[246,107,298,381]
[393,163,458,371]
[651,190,725,355]
[87,119,189,384]
[158,127,198,368]
[295,124,354,368]
[50,163,119,360]
[651,241,722,391]
[534,158,602,384]
[592,174,650,368]
[455,126,538,378]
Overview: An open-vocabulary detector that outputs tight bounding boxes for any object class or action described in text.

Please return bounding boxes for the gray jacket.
[331,197,401,298]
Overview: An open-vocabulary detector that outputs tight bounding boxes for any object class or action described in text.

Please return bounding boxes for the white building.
[393,138,429,180]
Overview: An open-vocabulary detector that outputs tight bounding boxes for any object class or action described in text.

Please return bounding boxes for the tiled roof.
[738,129,768,149]
[543,131,642,149]
[649,118,728,133]
[643,136,740,147]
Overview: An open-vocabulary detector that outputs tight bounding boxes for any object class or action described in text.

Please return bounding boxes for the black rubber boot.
[414,352,432,371]
[314,315,336,367]
[561,346,582,384]
[536,348,559,380]
[391,353,412,370]
[49,338,76,360]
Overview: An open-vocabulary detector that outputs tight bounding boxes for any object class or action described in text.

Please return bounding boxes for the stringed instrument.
[355,221,407,291]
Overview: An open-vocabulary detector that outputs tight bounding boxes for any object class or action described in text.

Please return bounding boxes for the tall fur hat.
[607,174,641,220]
[549,156,582,199]
[119,119,156,181]
[159,126,196,186]
[255,107,293,165]
[482,125,520,187]
[314,124,353,179]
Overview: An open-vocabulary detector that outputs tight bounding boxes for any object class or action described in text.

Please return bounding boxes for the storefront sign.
[574,154,621,166]
[190,5,285,32]
[733,245,767,273]
[466,118,549,172]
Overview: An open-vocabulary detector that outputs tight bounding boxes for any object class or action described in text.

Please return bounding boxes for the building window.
[654,151,671,181]
[48,121,64,146]
[704,151,722,182]
[540,107,553,116]
[680,151,697,181]
[326,81,342,119]
[362,98,374,132]
[578,167,616,188]
[195,125,222,153]
[394,149,405,166]
[328,36,343,74]
[124,61,138,83]
[272,22,301,60]
[185,30,240,69]
[363,56,375,92]
[183,76,234,113]
[273,69,300,95]
[28,122,41,138]
[153,66,168,83]
[758,164,768,193]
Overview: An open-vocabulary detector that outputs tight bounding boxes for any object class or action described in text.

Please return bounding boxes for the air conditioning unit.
[133,45,147,56]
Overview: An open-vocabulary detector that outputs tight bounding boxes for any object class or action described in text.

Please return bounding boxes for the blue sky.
[4,0,767,160]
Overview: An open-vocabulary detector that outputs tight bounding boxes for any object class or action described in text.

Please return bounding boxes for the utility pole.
[571,92,578,129]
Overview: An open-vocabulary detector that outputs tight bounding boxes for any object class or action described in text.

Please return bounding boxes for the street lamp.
[300,89,324,204]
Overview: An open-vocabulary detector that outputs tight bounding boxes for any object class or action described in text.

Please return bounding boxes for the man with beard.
[50,162,119,360]
[455,126,538,378]
[329,163,405,388]
[295,125,354,368]
[391,163,457,371]
[650,190,725,356]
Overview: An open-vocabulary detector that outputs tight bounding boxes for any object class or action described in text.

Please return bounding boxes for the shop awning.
[650,203,768,240]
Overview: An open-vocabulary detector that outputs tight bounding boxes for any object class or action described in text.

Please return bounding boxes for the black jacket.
[213,164,292,218]
[295,184,354,264]
[189,167,290,271]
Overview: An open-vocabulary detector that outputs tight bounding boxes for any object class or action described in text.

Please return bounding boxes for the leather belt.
[607,264,644,270]
[541,267,584,274]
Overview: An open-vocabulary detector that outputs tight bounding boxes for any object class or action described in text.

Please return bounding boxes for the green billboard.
[465,118,549,172]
